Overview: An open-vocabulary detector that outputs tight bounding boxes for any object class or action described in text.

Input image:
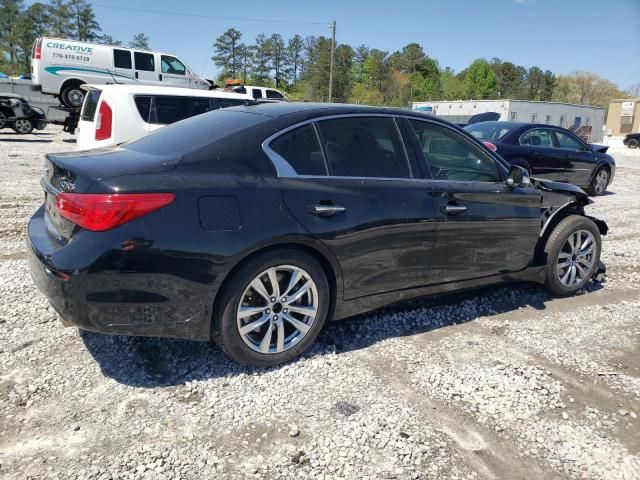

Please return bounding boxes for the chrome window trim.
[262,113,417,180]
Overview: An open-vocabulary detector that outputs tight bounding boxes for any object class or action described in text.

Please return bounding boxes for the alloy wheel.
[0,111,6,129]
[556,229,596,287]
[13,119,32,134]
[594,169,609,195]
[236,265,319,354]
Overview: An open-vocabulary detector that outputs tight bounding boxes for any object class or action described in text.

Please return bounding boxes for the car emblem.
[59,180,75,192]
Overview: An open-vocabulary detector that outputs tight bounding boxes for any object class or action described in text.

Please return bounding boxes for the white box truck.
[31,37,211,108]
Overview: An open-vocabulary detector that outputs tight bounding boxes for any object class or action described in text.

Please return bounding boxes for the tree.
[101,34,122,46]
[251,34,271,85]
[332,44,354,102]
[47,0,73,38]
[284,34,303,83]
[553,72,624,108]
[212,28,242,78]
[0,0,23,72]
[129,33,150,50]
[441,68,466,99]
[464,59,497,98]
[237,43,252,84]
[626,83,640,98]
[69,0,101,42]
[490,58,525,98]
[266,33,285,87]
[15,2,51,72]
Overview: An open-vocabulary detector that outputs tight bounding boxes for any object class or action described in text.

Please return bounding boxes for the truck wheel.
[544,215,601,296]
[11,118,34,134]
[0,111,6,129]
[628,139,639,149]
[61,84,85,108]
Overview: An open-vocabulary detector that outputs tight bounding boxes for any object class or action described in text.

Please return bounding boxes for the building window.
[545,115,551,124]
[510,111,517,121]
[559,115,565,127]
[531,113,537,123]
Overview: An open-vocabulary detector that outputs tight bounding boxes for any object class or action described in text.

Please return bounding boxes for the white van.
[76,84,252,150]
[31,37,211,108]
[231,85,288,101]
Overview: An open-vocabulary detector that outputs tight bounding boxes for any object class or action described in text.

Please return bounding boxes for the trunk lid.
[41,147,182,243]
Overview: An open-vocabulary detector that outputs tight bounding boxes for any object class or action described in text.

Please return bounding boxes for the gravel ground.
[1,126,639,480]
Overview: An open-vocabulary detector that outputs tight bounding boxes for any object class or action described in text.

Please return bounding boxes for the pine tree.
[212,28,242,78]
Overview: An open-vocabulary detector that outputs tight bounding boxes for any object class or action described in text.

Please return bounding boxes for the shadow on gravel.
[81,281,604,388]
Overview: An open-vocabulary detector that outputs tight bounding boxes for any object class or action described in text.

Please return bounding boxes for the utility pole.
[328,20,336,103]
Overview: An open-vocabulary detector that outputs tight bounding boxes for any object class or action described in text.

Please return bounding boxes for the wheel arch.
[210,239,342,333]
[587,161,611,185]
[59,78,86,96]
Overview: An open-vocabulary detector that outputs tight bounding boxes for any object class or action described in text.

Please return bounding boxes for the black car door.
[266,115,439,300]
[550,129,595,186]
[518,128,571,181]
[405,119,542,283]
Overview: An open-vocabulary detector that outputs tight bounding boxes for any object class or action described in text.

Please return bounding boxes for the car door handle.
[442,203,467,216]
[159,74,163,81]
[309,204,346,217]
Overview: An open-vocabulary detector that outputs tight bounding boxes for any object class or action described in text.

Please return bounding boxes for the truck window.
[161,56,186,75]
[266,90,284,99]
[252,89,263,99]
[113,49,132,69]
[134,52,155,72]
[151,96,213,124]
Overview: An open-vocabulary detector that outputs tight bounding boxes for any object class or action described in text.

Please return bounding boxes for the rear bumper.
[27,205,212,341]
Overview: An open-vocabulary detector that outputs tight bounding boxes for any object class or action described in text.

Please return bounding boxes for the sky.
[29,0,640,89]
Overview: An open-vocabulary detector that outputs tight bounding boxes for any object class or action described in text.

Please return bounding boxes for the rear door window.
[134,52,155,71]
[409,119,501,182]
[134,96,152,123]
[520,128,554,147]
[113,49,132,69]
[269,124,327,176]
[317,116,411,179]
[213,98,246,109]
[80,89,102,121]
[252,89,263,99]
[151,96,213,124]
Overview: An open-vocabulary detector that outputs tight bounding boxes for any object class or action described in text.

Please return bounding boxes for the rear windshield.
[134,95,248,125]
[81,89,102,121]
[124,109,266,155]
[464,123,514,141]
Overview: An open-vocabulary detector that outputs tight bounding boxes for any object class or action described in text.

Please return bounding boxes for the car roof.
[467,121,569,130]
[220,102,455,121]
[82,84,252,99]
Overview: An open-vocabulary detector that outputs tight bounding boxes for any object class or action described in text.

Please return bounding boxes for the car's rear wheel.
[212,249,330,367]
[587,167,609,196]
[628,139,639,149]
[60,84,85,108]
[11,118,34,134]
[544,215,601,296]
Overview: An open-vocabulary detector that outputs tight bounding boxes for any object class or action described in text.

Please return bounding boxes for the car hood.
[589,144,609,153]
[531,177,592,203]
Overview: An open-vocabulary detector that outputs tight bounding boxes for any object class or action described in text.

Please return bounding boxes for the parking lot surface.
[1,127,639,480]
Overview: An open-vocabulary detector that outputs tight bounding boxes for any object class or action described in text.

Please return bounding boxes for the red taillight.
[95,101,112,141]
[34,47,41,59]
[56,193,175,232]
[483,141,497,152]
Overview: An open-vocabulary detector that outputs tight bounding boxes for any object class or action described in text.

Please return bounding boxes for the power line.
[92,3,330,26]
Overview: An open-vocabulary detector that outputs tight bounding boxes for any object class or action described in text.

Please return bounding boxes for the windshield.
[464,123,514,141]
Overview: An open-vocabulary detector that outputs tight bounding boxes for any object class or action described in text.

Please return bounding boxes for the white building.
[411,99,605,142]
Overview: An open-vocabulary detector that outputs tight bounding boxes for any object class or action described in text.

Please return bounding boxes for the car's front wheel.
[212,249,330,367]
[11,118,34,134]
[628,138,639,149]
[587,167,609,196]
[544,215,601,296]
[0,111,7,129]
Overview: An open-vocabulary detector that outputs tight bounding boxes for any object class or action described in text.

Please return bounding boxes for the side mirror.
[506,165,531,188]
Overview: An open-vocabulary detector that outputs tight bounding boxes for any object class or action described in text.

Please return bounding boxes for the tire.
[60,84,85,108]
[586,167,609,196]
[212,249,330,367]
[628,139,639,149]
[11,118,34,134]
[0,111,6,129]
[544,215,601,296]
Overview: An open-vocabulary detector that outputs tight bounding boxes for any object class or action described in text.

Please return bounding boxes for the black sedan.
[0,93,47,134]
[623,132,640,149]
[28,103,607,366]
[464,121,615,196]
